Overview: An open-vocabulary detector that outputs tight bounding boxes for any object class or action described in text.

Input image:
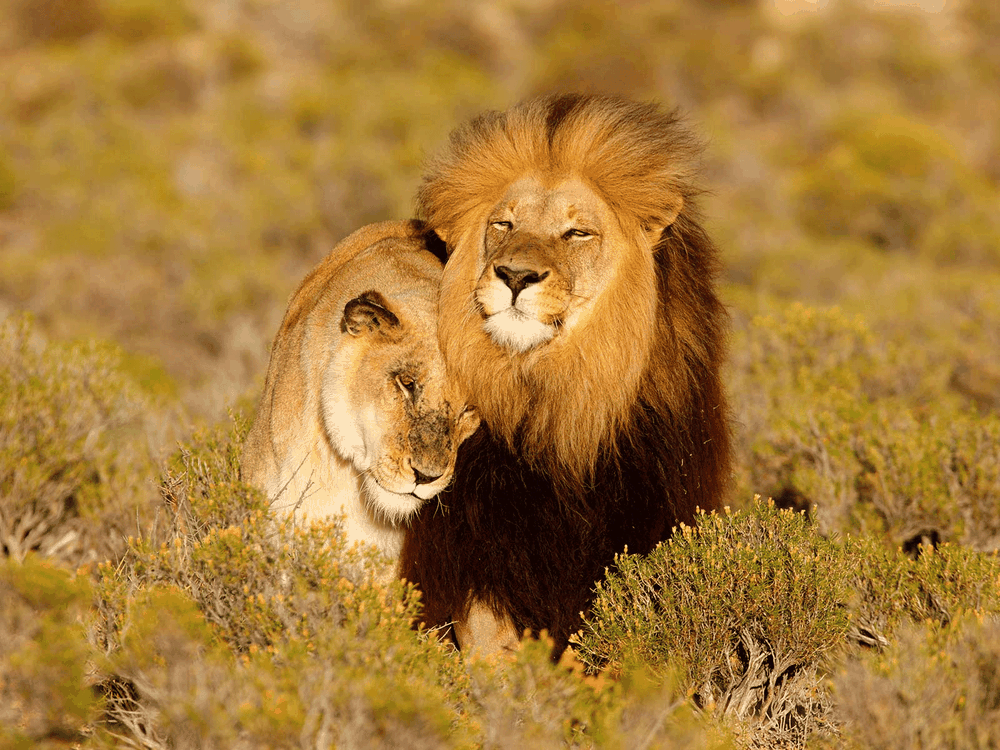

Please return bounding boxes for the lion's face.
[323,291,480,524]
[471,175,624,353]
[436,172,661,470]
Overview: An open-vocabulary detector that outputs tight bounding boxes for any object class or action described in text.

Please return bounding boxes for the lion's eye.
[490,221,513,233]
[395,374,416,396]
[563,228,592,240]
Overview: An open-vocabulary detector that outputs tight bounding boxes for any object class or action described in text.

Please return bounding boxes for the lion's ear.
[341,291,401,337]
[643,194,684,247]
[432,226,450,247]
[424,228,450,263]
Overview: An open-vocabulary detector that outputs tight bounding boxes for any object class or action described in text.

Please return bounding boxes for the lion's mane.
[399,94,732,654]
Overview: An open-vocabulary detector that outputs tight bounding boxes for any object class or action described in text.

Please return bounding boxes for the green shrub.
[0,556,98,746]
[0,314,157,567]
[792,111,1000,266]
[91,420,473,748]
[732,303,1000,547]
[847,537,1000,651]
[572,501,1000,747]
[460,638,732,750]
[573,501,851,745]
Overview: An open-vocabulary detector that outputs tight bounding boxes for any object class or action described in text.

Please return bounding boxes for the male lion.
[241,220,480,564]
[399,95,732,656]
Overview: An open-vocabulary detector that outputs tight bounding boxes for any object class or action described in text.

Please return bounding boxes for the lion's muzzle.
[493,264,550,303]
[476,236,570,353]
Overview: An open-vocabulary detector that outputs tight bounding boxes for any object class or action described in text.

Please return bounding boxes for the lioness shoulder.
[242,220,479,563]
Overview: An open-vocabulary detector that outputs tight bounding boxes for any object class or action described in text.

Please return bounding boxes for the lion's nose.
[413,468,443,485]
[493,264,549,301]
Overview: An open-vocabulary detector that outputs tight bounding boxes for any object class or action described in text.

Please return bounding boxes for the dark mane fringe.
[401,95,731,656]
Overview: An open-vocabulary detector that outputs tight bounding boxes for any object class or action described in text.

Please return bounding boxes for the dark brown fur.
[399,94,732,655]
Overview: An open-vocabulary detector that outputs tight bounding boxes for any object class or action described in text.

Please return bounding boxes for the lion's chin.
[483,308,556,352]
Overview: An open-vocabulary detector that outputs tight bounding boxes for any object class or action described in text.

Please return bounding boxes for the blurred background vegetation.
[1,0,998,747]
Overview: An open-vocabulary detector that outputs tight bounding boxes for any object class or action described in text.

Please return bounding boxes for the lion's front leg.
[453,598,520,659]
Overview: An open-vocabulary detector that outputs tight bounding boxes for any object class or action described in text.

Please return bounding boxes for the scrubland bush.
[793,112,1000,266]
[832,616,1000,750]
[1,416,997,748]
[732,303,1000,550]
[88,420,469,748]
[573,501,1000,748]
[0,557,97,747]
[0,315,158,567]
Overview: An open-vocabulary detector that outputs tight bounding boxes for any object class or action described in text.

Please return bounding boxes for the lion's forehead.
[496,175,614,233]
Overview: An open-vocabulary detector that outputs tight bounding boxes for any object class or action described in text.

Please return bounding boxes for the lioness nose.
[413,468,443,485]
[493,265,549,300]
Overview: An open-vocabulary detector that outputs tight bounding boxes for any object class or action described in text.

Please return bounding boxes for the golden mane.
[417,94,720,482]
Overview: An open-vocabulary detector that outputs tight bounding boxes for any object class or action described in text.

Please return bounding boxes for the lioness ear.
[341,291,401,337]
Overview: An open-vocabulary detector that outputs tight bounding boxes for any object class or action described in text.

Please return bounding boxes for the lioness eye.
[490,221,513,233]
[563,228,591,240]
[395,374,416,395]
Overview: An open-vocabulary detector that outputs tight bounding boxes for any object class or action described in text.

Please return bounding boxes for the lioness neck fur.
[242,220,479,563]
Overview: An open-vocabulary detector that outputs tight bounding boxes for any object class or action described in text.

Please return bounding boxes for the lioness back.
[242,220,479,563]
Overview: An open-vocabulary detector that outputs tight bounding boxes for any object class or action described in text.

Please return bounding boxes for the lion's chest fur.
[399,388,713,653]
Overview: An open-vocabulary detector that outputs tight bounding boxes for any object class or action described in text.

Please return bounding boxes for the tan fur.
[241,220,480,566]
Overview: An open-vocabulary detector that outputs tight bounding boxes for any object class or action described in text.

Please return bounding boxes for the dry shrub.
[573,500,1000,749]
[732,303,1000,550]
[90,420,469,749]
[833,615,1000,750]
[0,314,158,567]
[574,501,851,748]
[0,556,97,746]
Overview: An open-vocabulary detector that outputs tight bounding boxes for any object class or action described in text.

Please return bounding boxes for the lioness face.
[473,175,621,352]
[325,292,480,523]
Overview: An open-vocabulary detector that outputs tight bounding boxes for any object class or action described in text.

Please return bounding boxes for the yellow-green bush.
[792,112,1000,266]
[574,501,850,744]
[732,303,1000,548]
[0,315,157,567]
[0,557,97,747]
[87,420,473,748]
[573,501,1000,747]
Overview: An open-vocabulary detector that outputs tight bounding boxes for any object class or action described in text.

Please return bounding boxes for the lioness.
[241,220,480,562]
